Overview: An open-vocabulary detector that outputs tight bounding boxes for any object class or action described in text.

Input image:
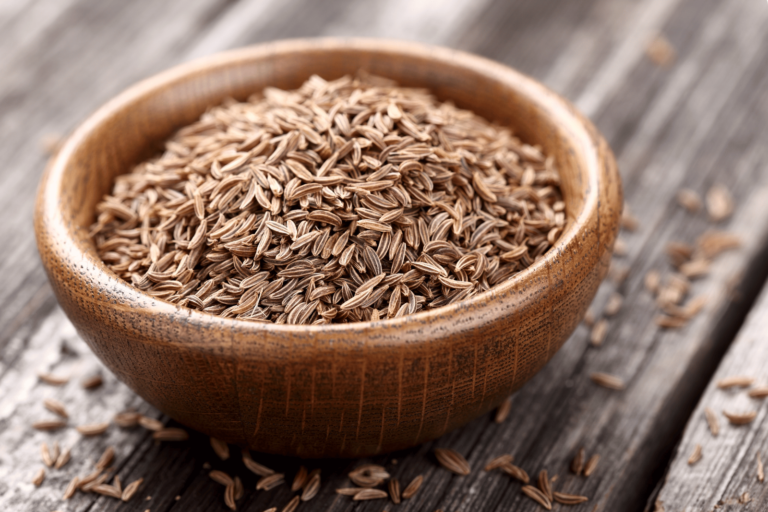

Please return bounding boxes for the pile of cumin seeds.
[91,73,565,325]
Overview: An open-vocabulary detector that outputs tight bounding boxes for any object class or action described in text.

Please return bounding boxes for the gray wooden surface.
[656,274,768,511]
[1,0,768,511]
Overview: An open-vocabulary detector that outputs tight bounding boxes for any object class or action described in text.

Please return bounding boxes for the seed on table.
[41,443,54,467]
[583,454,600,476]
[500,463,529,484]
[122,478,144,501]
[604,293,623,316]
[43,398,68,419]
[300,471,321,501]
[114,411,141,427]
[256,473,285,491]
[63,476,80,499]
[38,373,69,386]
[388,478,401,504]
[748,386,768,398]
[209,470,234,486]
[434,448,471,475]
[55,446,71,469]
[644,270,661,294]
[706,184,733,222]
[484,454,513,472]
[138,416,163,431]
[590,319,608,346]
[93,483,123,499]
[336,488,362,496]
[81,374,104,389]
[723,410,757,425]
[291,466,308,491]
[233,476,243,500]
[571,448,585,475]
[537,470,552,502]
[96,446,115,470]
[282,495,300,512]
[401,474,424,499]
[494,398,512,423]
[677,189,702,212]
[717,376,754,389]
[209,437,230,460]
[687,444,702,465]
[77,422,109,436]
[242,449,275,476]
[33,420,67,431]
[521,484,552,510]
[758,452,764,482]
[353,488,389,501]
[224,484,236,510]
[590,372,625,390]
[32,468,45,486]
[553,491,590,505]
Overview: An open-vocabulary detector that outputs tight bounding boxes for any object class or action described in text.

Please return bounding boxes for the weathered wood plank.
[655,278,768,510]
[1,0,768,511]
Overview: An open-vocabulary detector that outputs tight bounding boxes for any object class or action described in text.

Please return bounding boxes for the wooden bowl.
[35,38,621,458]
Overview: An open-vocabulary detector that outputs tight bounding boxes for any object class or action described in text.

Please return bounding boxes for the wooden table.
[2,0,767,510]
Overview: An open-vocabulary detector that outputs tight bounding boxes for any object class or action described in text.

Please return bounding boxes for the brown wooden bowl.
[35,38,621,458]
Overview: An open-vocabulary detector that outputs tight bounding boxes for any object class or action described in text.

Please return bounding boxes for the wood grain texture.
[655,280,768,511]
[35,38,621,457]
[2,0,768,510]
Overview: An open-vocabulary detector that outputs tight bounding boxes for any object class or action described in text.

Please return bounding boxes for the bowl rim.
[38,37,603,338]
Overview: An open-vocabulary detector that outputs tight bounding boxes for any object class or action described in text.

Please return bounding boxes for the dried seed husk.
[688,444,702,465]
[32,468,45,486]
[152,427,188,441]
[138,416,163,431]
[494,398,511,423]
[210,470,234,486]
[81,473,109,492]
[41,443,54,467]
[55,446,71,469]
[401,474,423,499]
[571,448,585,475]
[114,411,141,428]
[335,487,363,496]
[33,420,67,431]
[256,473,285,491]
[500,463,529,484]
[301,471,321,501]
[749,387,768,399]
[388,477,401,504]
[590,319,608,346]
[292,465,308,491]
[63,476,80,499]
[78,469,103,489]
[39,373,69,386]
[583,454,600,476]
[224,484,236,510]
[677,189,702,212]
[434,448,471,475]
[234,476,243,500]
[81,374,104,389]
[723,410,757,425]
[590,372,625,390]
[553,491,589,505]
[210,437,230,460]
[717,376,754,389]
[706,184,733,222]
[122,478,144,502]
[77,422,109,436]
[96,446,115,470]
[521,484,552,510]
[44,398,69,419]
[242,449,275,476]
[353,488,389,501]
[604,293,623,316]
[282,495,300,512]
[484,454,513,472]
[538,470,552,502]
[93,483,122,499]
[758,452,764,482]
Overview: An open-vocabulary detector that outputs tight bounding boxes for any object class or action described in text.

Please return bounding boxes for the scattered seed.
[93,483,123,499]
[590,319,608,346]
[434,448,471,475]
[122,478,144,502]
[242,449,275,476]
[717,376,754,389]
[583,307,595,327]
[620,207,640,231]
[81,375,104,389]
[645,270,661,294]
[613,238,628,256]
[484,454,514,472]
[33,420,67,431]
[739,492,751,504]
[138,416,163,431]
[537,470,553,502]
[758,452,764,482]
[723,410,757,425]
[301,471,321,501]
[388,477,401,504]
[401,474,424,499]
[114,411,141,427]
[677,189,702,212]
[604,293,623,316]
[44,398,69,419]
[521,484,552,510]
[553,491,589,505]
[55,446,71,469]
[256,473,285,491]
[63,476,80,499]
[353,488,389,501]
[224,484,236,510]
[77,422,109,436]
[282,495,300,512]
[96,447,115,470]
[152,428,188,441]
[571,448,585,475]
[590,372,625,390]
[210,437,230,460]
[210,470,234,486]
[584,454,600,476]
[697,231,740,258]
[291,466,308,491]
[646,35,675,66]
[336,488,363,496]
[39,373,69,386]
[500,463,530,484]
[706,184,734,222]
[32,468,45,486]
[749,387,768,399]
[234,476,243,500]
[494,398,512,423]
[688,444,702,465]
[41,443,54,467]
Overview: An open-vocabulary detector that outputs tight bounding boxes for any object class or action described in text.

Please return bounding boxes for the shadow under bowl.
[35,38,622,458]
